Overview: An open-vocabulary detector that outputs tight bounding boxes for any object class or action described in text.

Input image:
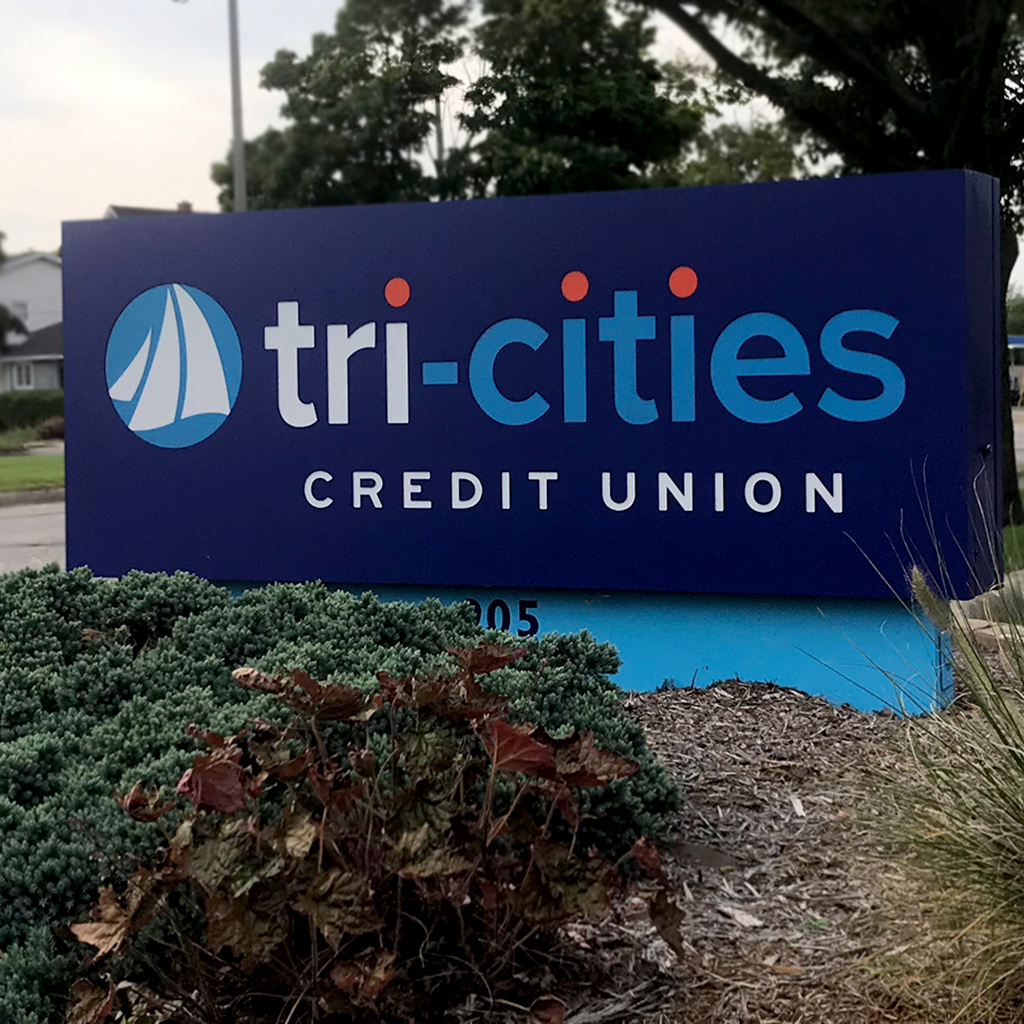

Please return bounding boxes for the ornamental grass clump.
[883,566,1024,1016]
[65,645,657,1024]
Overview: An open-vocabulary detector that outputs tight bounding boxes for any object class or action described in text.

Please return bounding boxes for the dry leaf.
[719,905,764,928]
[528,994,567,1024]
[70,888,132,960]
[66,980,115,1024]
[790,794,806,817]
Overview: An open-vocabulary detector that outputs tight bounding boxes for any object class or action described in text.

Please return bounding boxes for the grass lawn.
[1006,522,1024,573]
[0,454,64,492]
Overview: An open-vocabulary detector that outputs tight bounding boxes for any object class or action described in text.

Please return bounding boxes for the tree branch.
[645,0,909,171]
[756,0,929,132]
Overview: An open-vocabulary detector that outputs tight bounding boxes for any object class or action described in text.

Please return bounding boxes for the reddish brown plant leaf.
[535,728,639,787]
[483,718,555,778]
[448,643,526,675]
[176,747,247,814]
[233,666,381,721]
[348,747,376,777]
[330,950,396,1004]
[185,723,230,748]
[114,782,175,823]
[630,837,669,886]
[205,891,287,965]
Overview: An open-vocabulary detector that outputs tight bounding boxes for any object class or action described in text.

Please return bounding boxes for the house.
[0,322,63,393]
[0,205,200,393]
[0,251,62,335]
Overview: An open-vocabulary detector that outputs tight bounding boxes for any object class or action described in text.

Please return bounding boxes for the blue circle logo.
[106,284,242,449]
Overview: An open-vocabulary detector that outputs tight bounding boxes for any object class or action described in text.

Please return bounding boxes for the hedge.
[0,389,64,432]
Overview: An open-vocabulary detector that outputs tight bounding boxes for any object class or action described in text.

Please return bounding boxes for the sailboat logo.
[106,284,242,448]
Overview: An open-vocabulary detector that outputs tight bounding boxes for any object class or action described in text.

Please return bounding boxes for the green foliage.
[213,0,467,210]
[66,647,651,1022]
[214,0,753,207]
[0,388,62,432]
[1009,289,1024,336]
[457,0,701,196]
[0,302,27,357]
[0,568,674,1023]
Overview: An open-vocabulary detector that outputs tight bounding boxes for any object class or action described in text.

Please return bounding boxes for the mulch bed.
[579,680,935,1024]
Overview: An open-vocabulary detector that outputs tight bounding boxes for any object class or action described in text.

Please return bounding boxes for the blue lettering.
[711,312,809,423]
[562,319,587,423]
[670,314,695,422]
[469,318,550,425]
[598,291,658,425]
[817,310,904,421]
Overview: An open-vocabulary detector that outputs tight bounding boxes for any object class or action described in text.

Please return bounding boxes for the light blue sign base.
[224,581,951,714]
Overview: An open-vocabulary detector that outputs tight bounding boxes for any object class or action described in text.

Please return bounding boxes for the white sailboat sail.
[176,285,230,419]
[129,290,181,432]
[109,330,152,403]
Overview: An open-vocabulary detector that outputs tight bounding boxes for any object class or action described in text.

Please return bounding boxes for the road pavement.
[0,499,65,573]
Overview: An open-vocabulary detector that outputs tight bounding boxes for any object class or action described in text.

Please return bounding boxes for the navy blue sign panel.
[63,170,1000,599]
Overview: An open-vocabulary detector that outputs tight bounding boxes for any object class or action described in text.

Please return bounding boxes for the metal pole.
[227,0,247,212]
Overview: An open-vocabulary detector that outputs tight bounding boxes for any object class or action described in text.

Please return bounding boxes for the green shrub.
[0,568,675,1024]
[36,416,63,440]
[0,388,63,432]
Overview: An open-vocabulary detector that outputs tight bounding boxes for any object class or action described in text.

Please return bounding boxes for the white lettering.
[715,472,725,512]
[745,472,782,513]
[386,323,409,424]
[528,471,558,510]
[304,470,333,508]
[658,472,693,511]
[327,323,375,425]
[451,472,483,509]
[352,472,384,509]
[266,302,316,427]
[501,471,511,509]
[404,471,432,509]
[602,472,636,512]
[806,472,843,513]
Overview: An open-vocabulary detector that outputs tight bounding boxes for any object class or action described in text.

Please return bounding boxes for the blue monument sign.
[63,170,1001,709]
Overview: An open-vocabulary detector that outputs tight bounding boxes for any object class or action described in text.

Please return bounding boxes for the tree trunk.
[1001,215,1022,525]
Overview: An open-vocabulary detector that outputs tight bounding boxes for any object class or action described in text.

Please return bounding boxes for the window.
[12,363,33,390]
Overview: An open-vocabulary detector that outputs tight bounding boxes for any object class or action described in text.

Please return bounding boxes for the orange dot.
[385,277,410,308]
[561,270,589,302]
[669,266,698,299]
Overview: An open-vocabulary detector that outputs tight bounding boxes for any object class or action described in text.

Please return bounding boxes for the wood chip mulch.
[594,679,930,1024]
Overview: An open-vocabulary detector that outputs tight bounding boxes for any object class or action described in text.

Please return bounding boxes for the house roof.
[5,322,62,360]
[104,202,197,218]
[0,252,62,271]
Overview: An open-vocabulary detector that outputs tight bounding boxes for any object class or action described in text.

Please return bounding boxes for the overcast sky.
[3,1,1022,290]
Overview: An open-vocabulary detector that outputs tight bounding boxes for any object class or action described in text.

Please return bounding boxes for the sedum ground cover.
[0,567,675,1023]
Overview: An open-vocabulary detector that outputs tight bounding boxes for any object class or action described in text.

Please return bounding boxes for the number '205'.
[464,598,539,637]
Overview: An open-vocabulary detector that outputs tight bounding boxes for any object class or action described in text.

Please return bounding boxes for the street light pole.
[174,0,247,212]
[227,0,247,212]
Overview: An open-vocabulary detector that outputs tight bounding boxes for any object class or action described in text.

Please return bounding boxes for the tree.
[215,0,723,208]
[213,0,468,210]
[1009,288,1024,334]
[454,0,702,196]
[0,232,26,390]
[634,0,1024,523]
